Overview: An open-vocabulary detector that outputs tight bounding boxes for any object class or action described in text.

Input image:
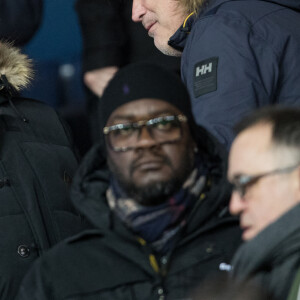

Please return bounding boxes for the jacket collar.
[168,12,196,52]
[231,203,300,279]
[168,0,233,52]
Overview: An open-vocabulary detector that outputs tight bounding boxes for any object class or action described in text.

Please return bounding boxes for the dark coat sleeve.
[75,0,127,72]
[16,256,55,300]
[0,0,43,46]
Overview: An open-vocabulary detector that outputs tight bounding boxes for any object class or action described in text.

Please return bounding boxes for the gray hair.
[235,106,300,163]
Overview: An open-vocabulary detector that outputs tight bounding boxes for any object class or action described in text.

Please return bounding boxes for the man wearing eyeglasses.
[17,62,241,300]
[228,107,300,300]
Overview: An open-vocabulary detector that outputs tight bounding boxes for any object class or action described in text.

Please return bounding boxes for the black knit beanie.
[99,62,198,136]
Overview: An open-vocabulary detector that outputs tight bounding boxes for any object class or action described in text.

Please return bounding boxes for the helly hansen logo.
[196,62,212,77]
[193,57,218,98]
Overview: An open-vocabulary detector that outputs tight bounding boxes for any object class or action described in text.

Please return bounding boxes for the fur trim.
[0,41,34,91]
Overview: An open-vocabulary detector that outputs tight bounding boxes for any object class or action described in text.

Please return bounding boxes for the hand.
[84,66,119,97]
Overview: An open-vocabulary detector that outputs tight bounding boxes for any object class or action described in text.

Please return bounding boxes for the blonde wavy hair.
[179,0,207,14]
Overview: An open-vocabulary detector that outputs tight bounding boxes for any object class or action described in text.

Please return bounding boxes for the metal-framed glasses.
[230,163,300,198]
[103,114,188,152]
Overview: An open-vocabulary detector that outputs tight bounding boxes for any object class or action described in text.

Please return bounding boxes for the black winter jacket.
[0,95,85,299]
[0,43,85,299]
[231,204,300,300]
[17,126,242,300]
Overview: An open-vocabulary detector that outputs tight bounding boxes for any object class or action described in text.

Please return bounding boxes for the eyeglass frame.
[230,163,300,198]
[103,114,188,152]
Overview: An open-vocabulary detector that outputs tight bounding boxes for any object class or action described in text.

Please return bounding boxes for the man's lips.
[129,152,171,176]
[144,21,157,32]
[240,220,249,230]
[241,225,250,231]
[240,222,251,235]
[133,159,165,171]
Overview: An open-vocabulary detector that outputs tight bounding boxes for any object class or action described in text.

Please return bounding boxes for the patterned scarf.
[107,161,207,253]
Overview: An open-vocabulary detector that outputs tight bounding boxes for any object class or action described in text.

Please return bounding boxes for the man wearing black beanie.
[17,63,241,300]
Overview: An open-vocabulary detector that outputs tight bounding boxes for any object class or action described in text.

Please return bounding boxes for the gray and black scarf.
[107,161,207,254]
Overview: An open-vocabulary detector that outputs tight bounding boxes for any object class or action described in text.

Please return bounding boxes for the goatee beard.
[117,176,186,206]
[108,152,195,206]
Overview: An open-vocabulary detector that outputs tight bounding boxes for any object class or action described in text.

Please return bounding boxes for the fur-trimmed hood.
[0,42,34,92]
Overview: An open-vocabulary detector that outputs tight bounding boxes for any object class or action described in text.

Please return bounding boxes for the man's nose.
[132,0,146,22]
[135,126,157,148]
[229,191,245,216]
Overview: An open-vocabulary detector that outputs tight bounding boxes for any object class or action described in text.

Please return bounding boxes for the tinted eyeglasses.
[103,114,187,152]
[230,163,300,198]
